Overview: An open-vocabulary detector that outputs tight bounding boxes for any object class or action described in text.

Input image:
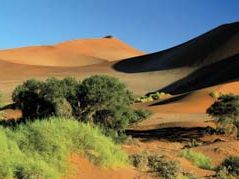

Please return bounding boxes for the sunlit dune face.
[0,38,143,67]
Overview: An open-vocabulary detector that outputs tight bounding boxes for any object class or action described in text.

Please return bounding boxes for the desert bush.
[179,149,213,170]
[135,92,169,103]
[178,172,197,179]
[0,117,128,178]
[12,78,79,119]
[147,154,180,179]
[130,152,180,179]
[216,156,239,177]
[75,75,137,140]
[215,166,236,179]
[209,91,222,99]
[130,152,149,170]
[207,94,239,118]
[54,98,73,118]
[207,94,239,138]
[12,79,51,119]
[76,75,133,120]
[129,109,153,124]
[93,106,134,142]
[185,138,203,148]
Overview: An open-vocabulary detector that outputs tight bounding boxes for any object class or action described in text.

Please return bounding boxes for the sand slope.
[0,37,143,67]
[149,81,239,113]
[113,22,239,73]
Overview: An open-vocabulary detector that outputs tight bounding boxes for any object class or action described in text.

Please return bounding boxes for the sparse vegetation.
[148,154,180,179]
[178,172,197,179]
[207,94,239,137]
[185,138,203,148]
[0,117,128,178]
[209,91,222,99]
[216,156,239,178]
[129,109,153,124]
[179,149,213,170]
[135,92,170,103]
[130,152,149,170]
[130,152,180,179]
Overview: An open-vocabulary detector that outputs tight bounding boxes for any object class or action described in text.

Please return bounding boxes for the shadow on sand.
[126,126,215,143]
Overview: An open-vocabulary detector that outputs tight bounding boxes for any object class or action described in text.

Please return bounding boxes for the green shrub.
[54,98,73,118]
[0,117,128,178]
[130,153,149,170]
[217,156,239,177]
[185,138,203,148]
[148,154,180,179]
[130,152,180,179]
[207,94,239,118]
[135,92,169,103]
[209,91,222,99]
[178,172,197,179]
[76,75,135,140]
[179,149,213,170]
[12,78,79,119]
[128,109,152,124]
[207,94,239,137]
[215,166,236,179]
[76,75,133,120]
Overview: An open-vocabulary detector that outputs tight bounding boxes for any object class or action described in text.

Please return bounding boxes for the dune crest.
[0,37,143,67]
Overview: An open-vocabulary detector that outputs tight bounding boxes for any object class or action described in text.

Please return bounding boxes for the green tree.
[12,78,79,119]
[76,75,134,121]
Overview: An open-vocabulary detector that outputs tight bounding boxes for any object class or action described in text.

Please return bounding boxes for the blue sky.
[0,0,238,52]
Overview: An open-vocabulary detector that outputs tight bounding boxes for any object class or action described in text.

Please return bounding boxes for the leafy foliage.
[76,75,133,120]
[12,77,78,119]
[75,75,139,139]
[12,75,152,141]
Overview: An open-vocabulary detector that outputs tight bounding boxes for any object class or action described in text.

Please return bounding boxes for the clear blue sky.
[0,0,238,52]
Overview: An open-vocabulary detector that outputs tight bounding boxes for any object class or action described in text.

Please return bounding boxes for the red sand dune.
[149,81,239,114]
[0,37,143,67]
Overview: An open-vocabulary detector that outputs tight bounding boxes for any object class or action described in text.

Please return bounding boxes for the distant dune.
[0,37,143,67]
[113,21,239,95]
[113,22,239,72]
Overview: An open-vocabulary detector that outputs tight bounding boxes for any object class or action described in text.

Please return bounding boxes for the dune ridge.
[0,37,143,67]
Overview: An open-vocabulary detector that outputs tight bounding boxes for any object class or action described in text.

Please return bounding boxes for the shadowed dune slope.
[113,22,239,73]
[0,37,143,67]
[160,54,239,94]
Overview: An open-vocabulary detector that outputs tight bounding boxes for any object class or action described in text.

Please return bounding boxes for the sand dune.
[113,22,239,73]
[149,81,239,113]
[0,37,143,67]
[112,22,239,97]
